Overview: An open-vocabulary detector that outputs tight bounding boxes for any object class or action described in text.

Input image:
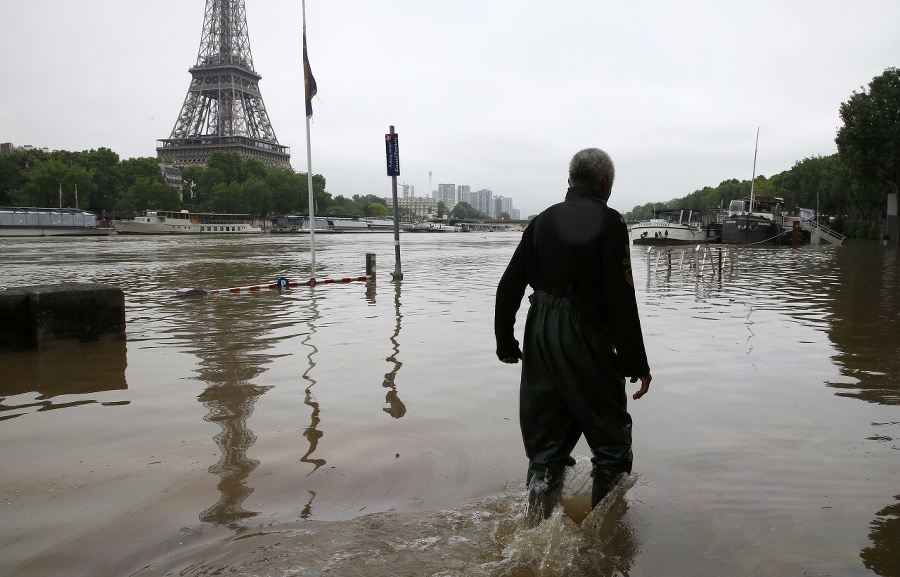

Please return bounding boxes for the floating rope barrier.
[176,275,369,297]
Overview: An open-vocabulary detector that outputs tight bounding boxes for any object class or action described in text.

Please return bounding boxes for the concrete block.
[0,288,31,351]
[0,283,125,352]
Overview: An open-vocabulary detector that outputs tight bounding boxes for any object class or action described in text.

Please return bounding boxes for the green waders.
[520,291,633,520]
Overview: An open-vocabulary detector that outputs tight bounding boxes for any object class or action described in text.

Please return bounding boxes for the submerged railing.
[646,245,733,278]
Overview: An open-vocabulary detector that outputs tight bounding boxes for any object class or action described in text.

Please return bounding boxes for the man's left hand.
[630,374,651,399]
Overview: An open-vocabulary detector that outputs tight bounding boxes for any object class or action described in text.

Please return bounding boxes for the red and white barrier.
[207,276,368,296]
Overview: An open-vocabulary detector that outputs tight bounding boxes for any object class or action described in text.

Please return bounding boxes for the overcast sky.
[2,1,898,216]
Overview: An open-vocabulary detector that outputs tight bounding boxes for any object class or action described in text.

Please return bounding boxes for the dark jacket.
[494,186,650,377]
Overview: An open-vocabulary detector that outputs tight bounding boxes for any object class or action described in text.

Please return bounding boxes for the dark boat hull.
[721,216,781,245]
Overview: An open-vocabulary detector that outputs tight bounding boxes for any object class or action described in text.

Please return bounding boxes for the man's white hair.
[568,148,615,197]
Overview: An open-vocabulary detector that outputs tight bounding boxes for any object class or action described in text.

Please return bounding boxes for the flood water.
[0,233,898,577]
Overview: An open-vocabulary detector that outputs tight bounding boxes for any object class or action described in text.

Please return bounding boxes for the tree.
[16,157,94,208]
[82,148,121,212]
[450,201,489,219]
[437,201,446,218]
[0,153,26,204]
[266,168,299,214]
[180,165,205,206]
[118,178,181,213]
[365,202,387,217]
[836,67,900,207]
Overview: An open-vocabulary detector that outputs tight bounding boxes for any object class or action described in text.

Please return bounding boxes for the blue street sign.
[385,133,400,177]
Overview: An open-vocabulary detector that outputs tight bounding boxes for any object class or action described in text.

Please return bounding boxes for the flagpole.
[302,0,316,277]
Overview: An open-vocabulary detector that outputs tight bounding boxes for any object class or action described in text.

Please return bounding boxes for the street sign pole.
[386,126,403,279]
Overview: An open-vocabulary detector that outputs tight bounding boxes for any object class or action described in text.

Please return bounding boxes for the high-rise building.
[457,185,470,205]
[494,196,514,218]
[474,188,493,217]
[435,183,457,209]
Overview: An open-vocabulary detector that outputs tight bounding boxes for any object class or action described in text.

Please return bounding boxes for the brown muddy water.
[0,233,898,577]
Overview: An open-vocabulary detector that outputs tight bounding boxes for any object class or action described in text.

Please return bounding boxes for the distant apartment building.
[400,182,415,198]
[457,185,470,205]
[387,195,438,218]
[434,183,457,210]
[473,188,493,217]
[494,195,514,218]
[159,164,183,187]
[1,142,51,154]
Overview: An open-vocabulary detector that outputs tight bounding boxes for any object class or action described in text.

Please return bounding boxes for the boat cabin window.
[729,199,747,213]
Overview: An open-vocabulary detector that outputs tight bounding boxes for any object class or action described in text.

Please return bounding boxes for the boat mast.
[749,127,759,214]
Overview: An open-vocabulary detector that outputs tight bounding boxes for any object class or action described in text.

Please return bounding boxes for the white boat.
[115,210,261,235]
[404,221,454,232]
[270,215,342,233]
[197,213,262,234]
[331,217,396,232]
[631,208,709,245]
[0,207,114,237]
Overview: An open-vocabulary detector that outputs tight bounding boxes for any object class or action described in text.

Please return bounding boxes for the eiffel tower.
[156,0,291,169]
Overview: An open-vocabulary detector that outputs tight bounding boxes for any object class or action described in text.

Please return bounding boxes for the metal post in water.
[718,246,723,280]
[366,253,376,278]
[388,125,403,280]
[646,247,652,280]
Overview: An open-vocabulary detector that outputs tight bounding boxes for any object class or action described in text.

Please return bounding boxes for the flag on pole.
[303,32,317,117]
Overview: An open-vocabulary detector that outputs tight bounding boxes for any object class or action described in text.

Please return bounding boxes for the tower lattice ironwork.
[157,0,290,169]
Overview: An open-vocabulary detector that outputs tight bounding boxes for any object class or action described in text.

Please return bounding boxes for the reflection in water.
[382,280,406,419]
[300,490,316,520]
[299,292,326,475]
[198,382,272,527]
[827,245,900,405]
[861,494,900,576]
[643,243,900,574]
[184,296,280,528]
[0,340,128,420]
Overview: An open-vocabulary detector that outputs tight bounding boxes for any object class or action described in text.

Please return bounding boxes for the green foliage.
[0,147,330,218]
[770,155,853,216]
[836,67,900,200]
[180,152,329,216]
[118,178,181,213]
[16,157,95,208]
[367,202,389,217]
[323,194,387,216]
[120,157,166,185]
[450,201,490,219]
[437,200,446,218]
[83,147,122,212]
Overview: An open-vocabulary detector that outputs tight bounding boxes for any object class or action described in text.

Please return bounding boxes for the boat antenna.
[749,126,759,213]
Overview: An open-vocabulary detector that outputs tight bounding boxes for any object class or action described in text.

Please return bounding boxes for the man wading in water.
[494,147,652,522]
